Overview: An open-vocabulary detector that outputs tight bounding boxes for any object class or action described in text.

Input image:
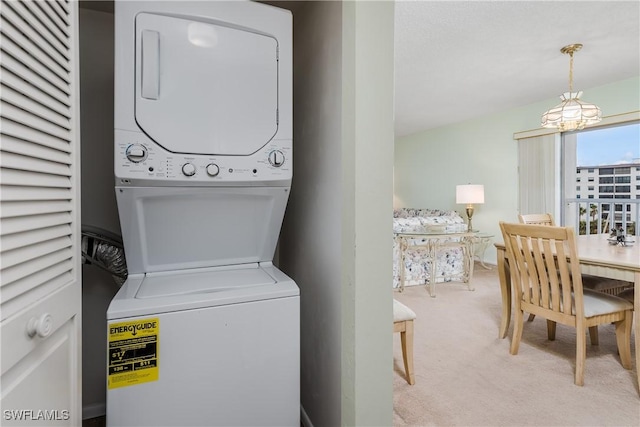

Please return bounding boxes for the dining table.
[494,233,640,393]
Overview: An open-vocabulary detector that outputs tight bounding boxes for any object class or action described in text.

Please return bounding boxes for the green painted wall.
[394,76,640,264]
[342,1,395,425]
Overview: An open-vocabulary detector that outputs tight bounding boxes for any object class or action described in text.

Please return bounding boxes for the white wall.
[78,7,119,419]
[394,76,640,265]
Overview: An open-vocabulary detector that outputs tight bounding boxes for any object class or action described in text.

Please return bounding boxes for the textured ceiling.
[80,1,640,137]
[394,0,640,136]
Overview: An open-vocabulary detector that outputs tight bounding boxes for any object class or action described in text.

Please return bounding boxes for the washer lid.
[116,186,289,275]
[135,13,279,156]
[136,265,276,299]
[107,264,298,320]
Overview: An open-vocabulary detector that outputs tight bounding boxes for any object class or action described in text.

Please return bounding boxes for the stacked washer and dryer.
[106,2,298,426]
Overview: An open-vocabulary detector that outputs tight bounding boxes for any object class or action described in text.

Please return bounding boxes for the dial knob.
[268,150,285,167]
[206,163,220,177]
[125,144,148,163]
[182,163,196,176]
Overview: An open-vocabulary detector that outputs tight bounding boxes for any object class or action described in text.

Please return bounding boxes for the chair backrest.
[518,213,555,226]
[499,222,586,321]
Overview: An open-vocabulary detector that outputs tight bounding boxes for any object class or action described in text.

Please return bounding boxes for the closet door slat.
[1,84,71,130]
[1,119,72,154]
[1,15,70,84]
[5,0,69,59]
[0,200,71,219]
[1,133,71,165]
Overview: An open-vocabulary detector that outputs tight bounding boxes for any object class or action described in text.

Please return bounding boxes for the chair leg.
[510,309,524,355]
[588,326,599,346]
[400,320,415,385]
[546,320,556,341]
[614,311,632,370]
[575,327,586,386]
[527,313,535,322]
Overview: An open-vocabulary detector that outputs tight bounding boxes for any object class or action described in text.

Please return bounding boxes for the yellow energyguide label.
[108,317,159,389]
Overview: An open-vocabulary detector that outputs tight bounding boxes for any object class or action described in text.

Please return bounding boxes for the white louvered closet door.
[0,0,81,425]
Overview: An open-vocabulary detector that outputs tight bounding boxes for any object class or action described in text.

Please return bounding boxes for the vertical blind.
[0,0,79,320]
[517,133,560,220]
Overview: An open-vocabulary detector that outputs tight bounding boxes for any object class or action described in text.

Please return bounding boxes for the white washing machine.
[106,2,298,426]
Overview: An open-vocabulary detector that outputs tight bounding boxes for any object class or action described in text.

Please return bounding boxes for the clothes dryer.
[107,2,298,426]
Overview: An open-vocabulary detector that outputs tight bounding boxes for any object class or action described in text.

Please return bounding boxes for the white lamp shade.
[456,184,484,204]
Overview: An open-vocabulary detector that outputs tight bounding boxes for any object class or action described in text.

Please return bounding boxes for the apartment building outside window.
[563,121,640,235]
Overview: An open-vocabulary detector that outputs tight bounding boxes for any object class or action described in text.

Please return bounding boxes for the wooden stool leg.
[400,320,415,385]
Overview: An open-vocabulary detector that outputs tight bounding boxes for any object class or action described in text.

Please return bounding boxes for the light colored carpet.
[393,264,640,427]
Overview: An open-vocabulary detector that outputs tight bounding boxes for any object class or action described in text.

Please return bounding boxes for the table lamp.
[456,184,484,231]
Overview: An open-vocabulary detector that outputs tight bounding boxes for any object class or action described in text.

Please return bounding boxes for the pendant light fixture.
[541,43,602,132]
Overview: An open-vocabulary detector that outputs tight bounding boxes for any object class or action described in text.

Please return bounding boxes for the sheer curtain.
[517,133,561,221]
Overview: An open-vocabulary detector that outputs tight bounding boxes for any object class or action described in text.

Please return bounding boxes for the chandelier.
[541,44,602,132]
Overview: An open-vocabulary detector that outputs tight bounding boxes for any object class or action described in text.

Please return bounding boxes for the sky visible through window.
[576,122,640,167]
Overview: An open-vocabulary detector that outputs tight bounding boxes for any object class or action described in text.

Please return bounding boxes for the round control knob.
[182,163,196,176]
[206,163,220,177]
[268,150,285,167]
[125,144,148,163]
[26,313,53,338]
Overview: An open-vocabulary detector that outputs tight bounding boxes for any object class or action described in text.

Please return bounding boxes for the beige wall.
[275,1,394,426]
[394,76,640,265]
[272,1,344,425]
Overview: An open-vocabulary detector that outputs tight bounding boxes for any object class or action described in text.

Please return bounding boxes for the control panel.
[115,130,292,185]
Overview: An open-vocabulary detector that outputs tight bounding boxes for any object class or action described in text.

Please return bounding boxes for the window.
[562,121,640,235]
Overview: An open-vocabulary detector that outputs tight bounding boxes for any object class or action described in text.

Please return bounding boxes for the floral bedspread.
[393,208,467,288]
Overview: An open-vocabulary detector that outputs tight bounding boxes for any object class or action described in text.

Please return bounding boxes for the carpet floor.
[392,264,639,427]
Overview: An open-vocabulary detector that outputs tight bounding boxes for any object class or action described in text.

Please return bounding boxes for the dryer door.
[135,13,279,156]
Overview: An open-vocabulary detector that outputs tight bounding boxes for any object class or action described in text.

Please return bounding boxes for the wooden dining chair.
[517,212,631,335]
[499,222,633,386]
[518,213,555,226]
[518,213,555,322]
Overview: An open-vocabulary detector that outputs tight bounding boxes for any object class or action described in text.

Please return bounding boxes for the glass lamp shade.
[541,91,602,132]
[456,184,485,205]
